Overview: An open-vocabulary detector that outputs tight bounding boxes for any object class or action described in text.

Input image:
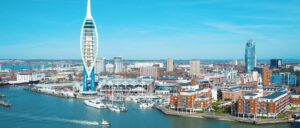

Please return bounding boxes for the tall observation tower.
[80,0,98,92]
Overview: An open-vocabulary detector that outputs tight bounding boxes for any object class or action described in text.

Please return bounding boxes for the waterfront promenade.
[156,106,289,125]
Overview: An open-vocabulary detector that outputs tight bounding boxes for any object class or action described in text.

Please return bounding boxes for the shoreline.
[155,106,290,125]
[22,86,291,125]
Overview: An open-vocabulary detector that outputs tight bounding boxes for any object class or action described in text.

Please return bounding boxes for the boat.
[291,114,300,127]
[120,103,128,112]
[139,102,154,109]
[0,101,11,108]
[84,99,106,109]
[108,105,121,112]
[107,86,122,112]
[0,80,39,87]
[99,119,110,126]
[0,94,5,98]
[105,102,113,108]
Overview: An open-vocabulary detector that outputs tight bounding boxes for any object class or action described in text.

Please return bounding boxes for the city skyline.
[1,0,300,59]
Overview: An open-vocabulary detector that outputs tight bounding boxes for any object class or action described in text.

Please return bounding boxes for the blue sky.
[0,0,299,60]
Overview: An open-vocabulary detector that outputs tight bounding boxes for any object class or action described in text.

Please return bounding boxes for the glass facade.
[270,59,282,69]
[270,73,297,87]
[245,40,256,73]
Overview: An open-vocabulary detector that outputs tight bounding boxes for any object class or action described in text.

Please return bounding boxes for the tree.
[217,89,222,101]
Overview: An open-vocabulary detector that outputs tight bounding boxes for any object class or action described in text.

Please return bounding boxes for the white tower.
[80,0,99,91]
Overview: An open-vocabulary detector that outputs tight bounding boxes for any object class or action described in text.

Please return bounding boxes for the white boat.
[108,86,123,112]
[108,105,121,112]
[139,102,154,109]
[120,104,128,112]
[106,102,113,108]
[99,119,110,126]
[84,99,106,109]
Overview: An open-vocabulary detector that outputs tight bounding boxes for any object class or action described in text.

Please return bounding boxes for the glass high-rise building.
[245,39,256,73]
[80,0,98,92]
[270,59,282,69]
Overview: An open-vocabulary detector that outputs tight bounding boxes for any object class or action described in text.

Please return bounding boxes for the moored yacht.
[108,105,121,112]
[139,102,154,109]
[120,103,128,112]
[84,99,106,109]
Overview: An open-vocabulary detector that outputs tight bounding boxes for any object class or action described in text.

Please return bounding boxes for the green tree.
[217,89,222,100]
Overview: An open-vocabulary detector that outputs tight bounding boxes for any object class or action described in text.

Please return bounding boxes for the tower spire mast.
[86,0,92,19]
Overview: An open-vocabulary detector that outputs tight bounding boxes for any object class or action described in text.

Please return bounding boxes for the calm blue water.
[0,87,291,128]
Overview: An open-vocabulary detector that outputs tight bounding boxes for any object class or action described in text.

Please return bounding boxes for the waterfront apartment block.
[222,85,280,101]
[170,84,212,111]
[234,89,289,118]
[290,94,300,107]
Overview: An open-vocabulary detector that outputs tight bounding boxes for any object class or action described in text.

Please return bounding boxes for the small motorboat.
[99,119,110,126]
[120,104,128,112]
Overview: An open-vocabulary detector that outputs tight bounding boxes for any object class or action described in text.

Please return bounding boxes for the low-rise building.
[222,85,281,101]
[170,85,212,111]
[234,89,289,118]
[290,94,300,107]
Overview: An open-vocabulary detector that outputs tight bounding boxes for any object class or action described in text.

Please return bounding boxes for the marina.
[0,87,292,128]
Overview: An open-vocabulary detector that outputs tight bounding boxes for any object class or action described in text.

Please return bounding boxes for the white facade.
[105,63,114,73]
[114,56,123,73]
[128,62,163,69]
[166,58,174,72]
[294,65,300,72]
[140,67,158,79]
[80,0,98,79]
[15,73,45,82]
[95,57,105,74]
[190,60,200,76]
[155,90,170,95]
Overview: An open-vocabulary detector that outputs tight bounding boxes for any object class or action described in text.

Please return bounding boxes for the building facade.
[262,66,272,86]
[270,73,297,87]
[166,58,174,72]
[235,90,289,118]
[270,59,282,69]
[245,40,256,73]
[222,85,281,101]
[170,87,212,111]
[140,67,158,79]
[95,57,105,74]
[190,60,200,77]
[290,94,300,107]
[114,56,123,73]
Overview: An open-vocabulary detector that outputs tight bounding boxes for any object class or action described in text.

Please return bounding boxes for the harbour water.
[0,87,290,128]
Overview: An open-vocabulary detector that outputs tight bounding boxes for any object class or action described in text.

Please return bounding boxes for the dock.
[0,101,11,108]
